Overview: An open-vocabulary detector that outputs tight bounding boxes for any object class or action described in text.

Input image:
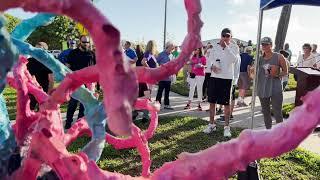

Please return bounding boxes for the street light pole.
[163,0,168,50]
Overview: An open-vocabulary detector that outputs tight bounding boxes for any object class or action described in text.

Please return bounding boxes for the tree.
[274,5,292,52]
[3,14,21,33]
[27,16,80,50]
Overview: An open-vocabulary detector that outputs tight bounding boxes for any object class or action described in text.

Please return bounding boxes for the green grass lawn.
[282,103,295,118]
[2,86,68,120]
[286,74,297,91]
[68,116,320,179]
[171,71,189,96]
[260,149,320,179]
[2,84,104,120]
[3,86,18,120]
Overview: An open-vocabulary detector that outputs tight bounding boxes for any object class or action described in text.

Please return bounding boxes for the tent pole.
[250,9,264,130]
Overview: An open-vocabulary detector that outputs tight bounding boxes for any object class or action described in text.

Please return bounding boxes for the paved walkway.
[62,89,319,155]
[157,90,296,129]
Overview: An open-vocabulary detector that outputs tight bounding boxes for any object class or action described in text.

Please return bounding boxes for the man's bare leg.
[210,103,216,124]
[230,100,235,116]
[224,105,231,126]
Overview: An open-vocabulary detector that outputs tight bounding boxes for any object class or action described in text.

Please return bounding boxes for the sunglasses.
[81,41,90,44]
[261,43,270,46]
[222,34,231,38]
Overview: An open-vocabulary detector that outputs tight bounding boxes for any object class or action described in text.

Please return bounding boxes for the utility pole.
[163,0,168,50]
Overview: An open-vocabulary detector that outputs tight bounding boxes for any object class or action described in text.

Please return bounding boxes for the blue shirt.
[240,53,253,72]
[157,51,171,81]
[125,48,137,62]
[58,48,73,64]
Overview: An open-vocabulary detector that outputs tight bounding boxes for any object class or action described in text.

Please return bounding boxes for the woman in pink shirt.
[185,48,206,110]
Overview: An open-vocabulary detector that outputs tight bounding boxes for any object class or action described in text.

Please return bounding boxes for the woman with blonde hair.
[142,40,158,68]
[141,40,158,92]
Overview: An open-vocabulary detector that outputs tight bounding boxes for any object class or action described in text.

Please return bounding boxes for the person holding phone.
[203,28,240,137]
[257,37,288,129]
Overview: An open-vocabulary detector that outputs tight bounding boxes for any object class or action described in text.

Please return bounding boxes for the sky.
[5,0,320,61]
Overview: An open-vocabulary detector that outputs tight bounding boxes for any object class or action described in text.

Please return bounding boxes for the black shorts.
[208,77,233,105]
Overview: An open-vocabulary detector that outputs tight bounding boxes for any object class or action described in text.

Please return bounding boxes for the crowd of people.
[25,29,320,137]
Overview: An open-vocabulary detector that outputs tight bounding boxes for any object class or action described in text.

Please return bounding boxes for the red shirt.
[191,56,206,76]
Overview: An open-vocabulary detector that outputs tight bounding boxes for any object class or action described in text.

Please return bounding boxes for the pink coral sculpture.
[1,0,320,179]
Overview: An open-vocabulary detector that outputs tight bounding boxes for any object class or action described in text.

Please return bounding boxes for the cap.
[221,28,232,36]
[261,37,272,45]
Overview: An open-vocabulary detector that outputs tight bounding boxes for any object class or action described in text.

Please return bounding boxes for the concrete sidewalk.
[157,90,295,129]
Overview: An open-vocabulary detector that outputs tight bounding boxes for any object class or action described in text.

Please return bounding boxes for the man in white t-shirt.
[217,53,241,123]
[203,28,241,137]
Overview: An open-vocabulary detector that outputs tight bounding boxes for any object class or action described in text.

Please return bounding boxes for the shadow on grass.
[67,116,243,177]
[66,116,320,179]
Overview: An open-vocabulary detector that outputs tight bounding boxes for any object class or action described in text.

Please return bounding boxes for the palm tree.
[274,5,292,52]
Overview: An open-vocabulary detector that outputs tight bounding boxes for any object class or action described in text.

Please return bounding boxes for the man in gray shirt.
[156,41,175,110]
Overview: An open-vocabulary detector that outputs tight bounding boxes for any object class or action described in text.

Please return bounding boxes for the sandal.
[184,104,191,109]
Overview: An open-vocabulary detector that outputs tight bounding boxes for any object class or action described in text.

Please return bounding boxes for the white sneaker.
[224,126,232,137]
[203,124,217,134]
[164,105,174,110]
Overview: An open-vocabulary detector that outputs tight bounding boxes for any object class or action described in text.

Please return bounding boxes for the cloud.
[227,9,235,15]
[229,13,278,42]
[286,16,320,58]
[229,12,320,59]
[172,0,181,5]
[226,0,255,6]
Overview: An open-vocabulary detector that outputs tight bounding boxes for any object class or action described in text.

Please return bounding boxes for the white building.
[202,38,249,47]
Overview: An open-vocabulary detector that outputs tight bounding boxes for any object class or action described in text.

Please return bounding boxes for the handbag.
[189,72,196,79]
[237,161,260,180]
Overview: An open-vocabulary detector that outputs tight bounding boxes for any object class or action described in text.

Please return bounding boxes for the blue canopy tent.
[250,0,320,129]
[261,0,320,10]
